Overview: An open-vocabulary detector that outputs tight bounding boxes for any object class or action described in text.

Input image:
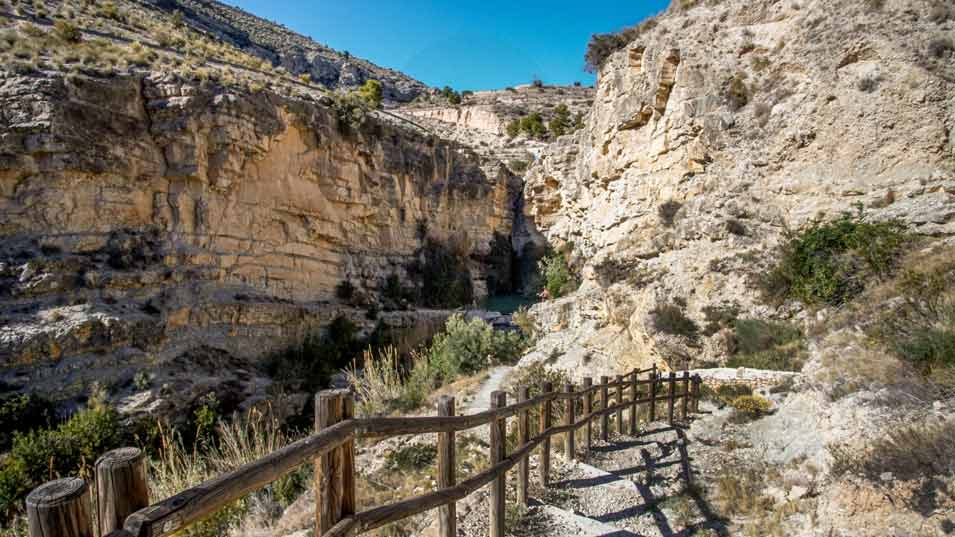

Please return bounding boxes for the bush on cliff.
[726,319,806,371]
[760,211,909,307]
[539,251,577,299]
[264,316,363,392]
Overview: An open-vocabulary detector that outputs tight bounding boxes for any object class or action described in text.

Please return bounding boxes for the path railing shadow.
[557,420,730,537]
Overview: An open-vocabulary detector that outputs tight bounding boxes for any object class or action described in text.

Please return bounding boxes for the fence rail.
[25,365,703,537]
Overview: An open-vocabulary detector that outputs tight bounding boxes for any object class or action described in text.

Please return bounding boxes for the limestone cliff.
[0,71,518,414]
[522,0,955,374]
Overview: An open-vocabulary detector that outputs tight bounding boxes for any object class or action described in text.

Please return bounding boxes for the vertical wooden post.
[667,372,676,425]
[649,364,657,422]
[342,393,356,519]
[629,371,638,434]
[563,383,576,460]
[692,375,702,413]
[517,387,530,507]
[489,391,507,537]
[582,378,593,456]
[617,375,624,435]
[437,396,456,537]
[315,389,347,536]
[599,376,609,442]
[95,447,149,535]
[681,370,690,421]
[539,382,553,488]
[27,478,93,537]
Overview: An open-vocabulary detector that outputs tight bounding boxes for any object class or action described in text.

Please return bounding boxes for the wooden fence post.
[600,376,609,442]
[437,396,456,537]
[489,391,507,537]
[95,447,149,535]
[315,389,350,536]
[540,382,553,488]
[563,383,575,460]
[616,375,624,435]
[517,387,530,507]
[342,393,356,520]
[681,371,690,421]
[692,375,702,413]
[667,372,676,425]
[583,378,593,456]
[629,371,638,434]
[649,364,657,422]
[27,478,93,537]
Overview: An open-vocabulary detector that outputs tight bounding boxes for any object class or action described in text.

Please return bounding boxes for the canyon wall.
[522,0,955,375]
[0,71,517,413]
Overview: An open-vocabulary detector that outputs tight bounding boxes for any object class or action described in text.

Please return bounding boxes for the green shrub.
[658,200,682,227]
[725,319,805,371]
[0,394,56,452]
[0,404,121,519]
[507,362,572,429]
[519,113,546,139]
[505,119,521,138]
[716,383,753,402]
[548,104,571,137]
[761,211,909,306]
[333,92,369,134]
[52,20,81,43]
[725,73,750,111]
[336,279,356,301]
[539,251,576,299]
[357,79,383,109]
[729,395,771,421]
[584,19,657,72]
[386,444,436,471]
[427,314,525,383]
[440,86,461,105]
[651,303,699,340]
[508,159,529,173]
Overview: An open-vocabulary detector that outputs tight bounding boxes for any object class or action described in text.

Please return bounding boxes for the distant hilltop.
[142,0,428,102]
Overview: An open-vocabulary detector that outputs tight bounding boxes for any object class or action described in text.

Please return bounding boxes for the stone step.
[557,460,642,494]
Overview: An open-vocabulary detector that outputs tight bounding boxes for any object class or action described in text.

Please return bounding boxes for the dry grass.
[149,408,306,537]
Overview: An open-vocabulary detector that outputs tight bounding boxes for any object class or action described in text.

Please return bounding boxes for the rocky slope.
[0,68,518,416]
[141,0,427,101]
[522,0,955,372]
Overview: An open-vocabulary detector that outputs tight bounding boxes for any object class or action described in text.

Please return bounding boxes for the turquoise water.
[481,294,536,315]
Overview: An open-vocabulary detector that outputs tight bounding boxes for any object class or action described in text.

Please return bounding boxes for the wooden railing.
[23,365,703,537]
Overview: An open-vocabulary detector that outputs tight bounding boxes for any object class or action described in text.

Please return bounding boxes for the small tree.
[358,79,383,109]
[548,104,571,137]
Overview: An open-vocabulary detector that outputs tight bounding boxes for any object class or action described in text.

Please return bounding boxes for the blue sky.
[229,0,668,90]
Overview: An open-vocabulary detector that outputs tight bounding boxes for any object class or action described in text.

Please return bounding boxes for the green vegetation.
[426,315,525,383]
[264,316,363,393]
[658,200,683,227]
[726,319,806,371]
[760,211,909,307]
[584,18,658,72]
[347,315,527,416]
[729,394,772,422]
[868,257,955,388]
[0,394,56,452]
[357,79,383,109]
[548,104,572,137]
[538,250,577,299]
[52,20,81,43]
[0,401,121,518]
[725,72,750,110]
[651,302,699,341]
[385,443,437,472]
[440,85,461,105]
[506,112,547,139]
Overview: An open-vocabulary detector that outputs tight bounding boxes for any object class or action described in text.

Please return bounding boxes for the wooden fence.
[24,365,703,537]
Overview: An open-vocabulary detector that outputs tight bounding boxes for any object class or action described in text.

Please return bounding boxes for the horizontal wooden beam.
[124,420,356,537]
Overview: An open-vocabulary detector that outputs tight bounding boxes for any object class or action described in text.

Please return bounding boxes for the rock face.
[143,0,428,102]
[0,71,517,413]
[522,0,955,372]
[399,85,595,166]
